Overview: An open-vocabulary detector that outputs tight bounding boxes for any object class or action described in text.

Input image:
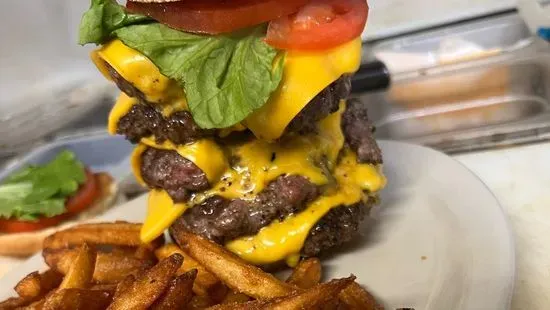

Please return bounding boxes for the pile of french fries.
[0,222,384,310]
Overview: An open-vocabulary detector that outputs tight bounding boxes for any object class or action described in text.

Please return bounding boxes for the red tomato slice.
[126,0,310,34]
[65,170,99,214]
[0,170,100,234]
[266,0,369,50]
[0,214,69,233]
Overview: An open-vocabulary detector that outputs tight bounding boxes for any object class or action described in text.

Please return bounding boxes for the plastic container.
[354,11,550,154]
[369,13,532,74]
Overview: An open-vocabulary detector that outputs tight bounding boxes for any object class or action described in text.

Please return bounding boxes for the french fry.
[107,254,183,310]
[339,282,384,310]
[188,295,216,309]
[3,222,392,310]
[59,244,96,289]
[113,275,136,301]
[0,297,32,309]
[155,244,227,299]
[45,249,153,284]
[14,270,63,299]
[94,252,155,284]
[221,291,251,304]
[171,228,293,300]
[90,284,118,293]
[134,245,157,262]
[150,269,197,310]
[42,289,113,310]
[208,277,355,310]
[253,276,353,309]
[17,298,46,310]
[286,258,322,289]
[42,222,164,250]
[13,272,41,299]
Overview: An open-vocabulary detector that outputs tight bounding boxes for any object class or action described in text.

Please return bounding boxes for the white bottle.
[517,0,550,40]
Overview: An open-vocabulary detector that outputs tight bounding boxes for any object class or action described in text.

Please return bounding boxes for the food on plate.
[0,151,118,257]
[154,244,225,299]
[79,0,385,267]
[106,254,184,309]
[1,222,388,309]
[42,222,161,284]
[14,269,63,299]
[171,227,294,300]
[57,244,96,290]
[286,257,322,289]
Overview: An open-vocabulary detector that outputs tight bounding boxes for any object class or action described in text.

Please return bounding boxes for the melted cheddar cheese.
[140,138,228,185]
[142,189,190,243]
[245,38,362,140]
[191,102,346,203]
[96,38,361,140]
[226,150,386,266]
[92,40,182,103]
[108,93,188,136]
[108,93,137,135]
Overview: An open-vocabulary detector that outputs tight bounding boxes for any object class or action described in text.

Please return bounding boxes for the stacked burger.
[79,0,385,267]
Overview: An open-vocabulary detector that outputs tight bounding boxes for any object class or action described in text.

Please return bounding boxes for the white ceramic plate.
[0,141,514,309]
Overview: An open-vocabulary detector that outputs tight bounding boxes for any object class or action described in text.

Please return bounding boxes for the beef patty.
[342,98,383,164]
[139,97,382,204]
[140,148,209,202]
[141,146,374,257]
[286,75,352,134]
[178,175,319,244]
[107,60,352,143]
[170,199,371,258]
[118,104,213,145]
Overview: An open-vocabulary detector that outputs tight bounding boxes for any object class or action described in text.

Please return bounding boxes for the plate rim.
[378,140,516,309]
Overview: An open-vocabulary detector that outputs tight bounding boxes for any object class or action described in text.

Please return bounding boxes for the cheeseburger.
[79,0,385,267]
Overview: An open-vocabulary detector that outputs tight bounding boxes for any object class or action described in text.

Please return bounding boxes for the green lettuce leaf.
[79,0,151,45]
[78,0,283,129]
[0,150,86,221]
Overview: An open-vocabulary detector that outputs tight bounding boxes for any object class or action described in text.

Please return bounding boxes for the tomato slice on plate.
[266,0,369,50]
[65,170,99,214]
[126,0,310,34]
[0,170,99,234]
[0,214,70,233]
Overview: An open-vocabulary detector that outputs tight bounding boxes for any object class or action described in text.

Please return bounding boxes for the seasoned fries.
[208,277,354,310]
[286,257,322,289]
[155,244,223,297]
[221,291,250,304]
[339,281,384,310]
[42,288,113,310]
[42,222,163,250]
[106,254,183,310]
[58,244,96,289]
[150,270,196,310]
[1,222,388,310]
[45,247,154,284]
[0,296,32,309]
[14,270,62,299]
[94,252,154,284]
[171,228,293,300]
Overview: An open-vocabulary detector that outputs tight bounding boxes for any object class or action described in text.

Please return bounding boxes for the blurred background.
[0,0,549,191]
